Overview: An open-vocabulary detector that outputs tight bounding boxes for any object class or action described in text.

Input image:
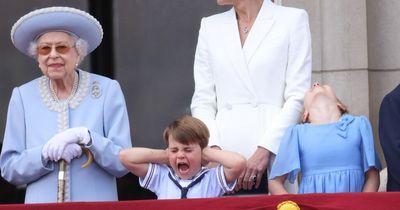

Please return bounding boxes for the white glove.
[42,127,91,161]
[60,143,82,163]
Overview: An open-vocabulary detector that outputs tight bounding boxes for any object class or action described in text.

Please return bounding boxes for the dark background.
[0,0,229,203]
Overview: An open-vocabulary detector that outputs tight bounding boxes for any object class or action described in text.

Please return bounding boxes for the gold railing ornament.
[277,200,300,210]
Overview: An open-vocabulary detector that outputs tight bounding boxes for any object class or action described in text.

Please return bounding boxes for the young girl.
[268,83,381,194]
[119,116,246,199]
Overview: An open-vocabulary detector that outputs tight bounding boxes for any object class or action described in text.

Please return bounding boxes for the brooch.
[91,81,102,98]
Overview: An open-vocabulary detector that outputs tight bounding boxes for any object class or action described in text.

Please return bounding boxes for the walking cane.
[57,147,94,202]
[57,160,67,202]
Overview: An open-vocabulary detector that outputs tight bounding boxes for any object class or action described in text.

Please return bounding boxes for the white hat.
[11,6,103,56]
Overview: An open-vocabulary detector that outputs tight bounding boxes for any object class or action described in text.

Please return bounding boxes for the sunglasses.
[37,44,74,56]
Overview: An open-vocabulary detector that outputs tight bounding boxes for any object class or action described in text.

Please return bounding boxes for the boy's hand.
[201,147,210,166]
[163,148,171,166]
[202,146,222,168]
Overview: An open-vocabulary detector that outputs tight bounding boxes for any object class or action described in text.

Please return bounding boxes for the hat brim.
[11,7,103,57]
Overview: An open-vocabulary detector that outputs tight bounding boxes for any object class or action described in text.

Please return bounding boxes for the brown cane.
[57,160,66,202]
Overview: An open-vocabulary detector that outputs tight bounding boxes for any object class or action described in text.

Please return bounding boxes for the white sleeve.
[190,17,220,148]
[139,163,159,192]
[216,164,236,193]
[259,10,311,154]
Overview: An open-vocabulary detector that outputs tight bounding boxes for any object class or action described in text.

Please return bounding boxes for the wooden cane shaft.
[57,160,67,203]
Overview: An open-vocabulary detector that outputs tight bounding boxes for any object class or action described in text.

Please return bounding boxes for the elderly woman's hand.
[60,143,82,163]
[42,143,82,163]
[42,127,91,161]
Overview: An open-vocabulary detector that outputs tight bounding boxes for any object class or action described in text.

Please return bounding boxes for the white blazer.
[191,0,311,157]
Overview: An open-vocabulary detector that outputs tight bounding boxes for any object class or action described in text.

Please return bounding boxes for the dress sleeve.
[259,10,311,154]
[0,88,53,185]
[87,80,132,177]
[359,116,382,172]
[268,125,301,183]
[190,17,220,148]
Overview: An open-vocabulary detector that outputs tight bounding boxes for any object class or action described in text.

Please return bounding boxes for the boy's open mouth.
[177,162,190,174]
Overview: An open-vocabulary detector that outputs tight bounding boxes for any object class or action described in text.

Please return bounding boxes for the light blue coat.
[0,70,132,203]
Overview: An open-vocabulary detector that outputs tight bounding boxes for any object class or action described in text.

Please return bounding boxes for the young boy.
[119,116,246,199]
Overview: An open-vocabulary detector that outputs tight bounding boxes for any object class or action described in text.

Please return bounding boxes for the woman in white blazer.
[191,0,311,193]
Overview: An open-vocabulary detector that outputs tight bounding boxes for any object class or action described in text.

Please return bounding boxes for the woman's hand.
[42,127,90,161]
[237,147,270,191]
[60,143,83,163]
[42,143,82,163]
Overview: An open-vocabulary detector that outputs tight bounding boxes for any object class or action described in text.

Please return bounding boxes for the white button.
[252,102,258,107]
[226,104,232,110]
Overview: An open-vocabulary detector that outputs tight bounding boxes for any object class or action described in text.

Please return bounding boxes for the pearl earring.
[76,56,80,68]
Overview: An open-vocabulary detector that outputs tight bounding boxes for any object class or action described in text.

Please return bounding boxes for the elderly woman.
[0,7,132,203]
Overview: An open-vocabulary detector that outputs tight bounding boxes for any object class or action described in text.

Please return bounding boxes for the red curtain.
[1,192,399,210]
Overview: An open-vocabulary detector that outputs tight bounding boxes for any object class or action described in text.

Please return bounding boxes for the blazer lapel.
[219,8,256,96]
[243,0,275,64]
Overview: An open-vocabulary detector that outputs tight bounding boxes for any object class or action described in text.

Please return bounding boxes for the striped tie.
[168,172,207,199]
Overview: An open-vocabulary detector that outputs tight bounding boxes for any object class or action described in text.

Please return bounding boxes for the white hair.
[28,34,89,65]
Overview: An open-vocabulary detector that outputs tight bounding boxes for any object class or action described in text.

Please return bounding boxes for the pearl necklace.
[49,70,79,102]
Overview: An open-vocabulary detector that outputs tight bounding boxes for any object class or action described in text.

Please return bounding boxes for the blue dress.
[269,114,381,193]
